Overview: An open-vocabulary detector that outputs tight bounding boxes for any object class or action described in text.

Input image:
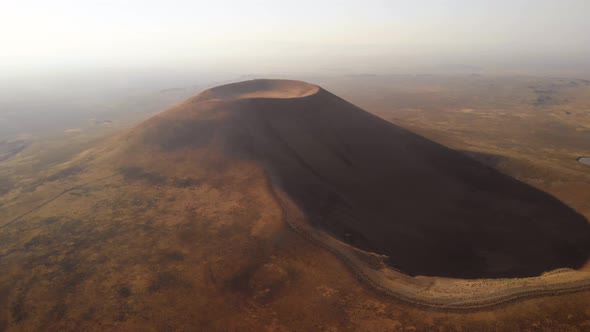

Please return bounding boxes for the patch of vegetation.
[0,176,13,196]
[61,271,91,292]
[142,119,217,150]
[224,263,262,293]
[117,285,132,298]
[148,271,182,293]
[40,216,61,225]
[119,166,167,186]
[24,234,53,250]
[81,308,95,321]
[160,250,185,262]
[0,140,29,162]
[172,177,202,188]
[11,291,27,322]
[535,94,555,107]
[531,87,561,107]
[50,302,67,320]
[58,256,79,273]
[46,165,85,182]
[19,178,45,194]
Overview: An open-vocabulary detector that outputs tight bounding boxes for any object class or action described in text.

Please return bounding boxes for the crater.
[197,79,320,101]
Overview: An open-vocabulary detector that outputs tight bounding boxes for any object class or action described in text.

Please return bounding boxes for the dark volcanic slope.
[132,79,590,279]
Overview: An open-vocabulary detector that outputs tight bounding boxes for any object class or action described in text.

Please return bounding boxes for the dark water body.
[578,157,590,165]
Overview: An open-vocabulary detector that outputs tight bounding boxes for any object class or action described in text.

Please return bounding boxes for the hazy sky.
[1,0,589,75]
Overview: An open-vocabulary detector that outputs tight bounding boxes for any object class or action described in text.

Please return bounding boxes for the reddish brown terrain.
[1,78,590,331]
